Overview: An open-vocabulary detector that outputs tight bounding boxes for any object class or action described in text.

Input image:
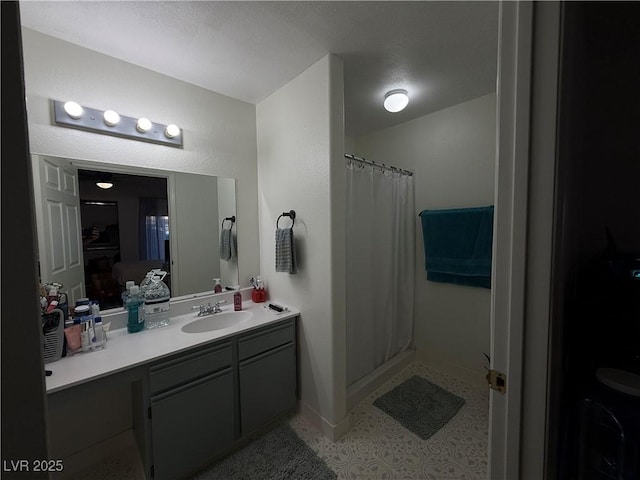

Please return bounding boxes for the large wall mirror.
[31,155,238,311]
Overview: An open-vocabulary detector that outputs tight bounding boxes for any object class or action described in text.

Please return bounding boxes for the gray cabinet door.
[151,367,234,480]
[239,343,296,435]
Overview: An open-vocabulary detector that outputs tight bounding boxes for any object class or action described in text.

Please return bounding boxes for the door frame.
[490,1,562,478]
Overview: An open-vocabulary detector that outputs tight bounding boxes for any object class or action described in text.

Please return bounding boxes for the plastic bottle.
[233,287,242,311]
[213,278,222,294]
[90,301,100,318]
[126,285,145,333]
[81,320,92,352]
[144,271,171,329]
[92,316,106,350]
[122,280,135,309]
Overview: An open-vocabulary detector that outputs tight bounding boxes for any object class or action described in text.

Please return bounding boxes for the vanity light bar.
[52,100,183,148]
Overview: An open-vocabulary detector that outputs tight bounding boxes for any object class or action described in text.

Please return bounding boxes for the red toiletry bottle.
[234,290,242,311]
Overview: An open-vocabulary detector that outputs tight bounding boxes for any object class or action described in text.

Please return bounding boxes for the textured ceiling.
[19,1,499,137]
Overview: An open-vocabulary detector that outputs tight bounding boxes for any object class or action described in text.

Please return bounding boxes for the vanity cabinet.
[148,342,235,480]
[143,317,298,479]
[238,319,297,435]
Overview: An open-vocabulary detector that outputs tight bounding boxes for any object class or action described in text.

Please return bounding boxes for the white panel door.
[32,155,85,304]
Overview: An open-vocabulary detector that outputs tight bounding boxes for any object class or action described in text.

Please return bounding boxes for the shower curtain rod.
[344,153,413,176]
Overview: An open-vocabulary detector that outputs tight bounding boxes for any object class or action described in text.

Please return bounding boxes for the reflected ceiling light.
[63,101,84,119]
[96,181,114,189]
[103,110,120,127]
[136,117,152,133]
[164,124,180,139]
[383,89,409,113]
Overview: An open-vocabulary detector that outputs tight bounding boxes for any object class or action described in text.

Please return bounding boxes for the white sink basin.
[181,311,253,333]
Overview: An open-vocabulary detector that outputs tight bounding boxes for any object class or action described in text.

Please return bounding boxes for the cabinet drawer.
[238,319,295,361]
[149,342,231,394]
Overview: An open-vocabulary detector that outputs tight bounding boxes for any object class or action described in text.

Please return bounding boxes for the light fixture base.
[384,89,409,113]
[53,100,183,148]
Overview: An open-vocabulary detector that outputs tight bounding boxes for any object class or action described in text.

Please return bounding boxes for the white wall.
[355,93,496,379]
[256,54,348,438]
[21,28,260,465]
[21,28,259,288]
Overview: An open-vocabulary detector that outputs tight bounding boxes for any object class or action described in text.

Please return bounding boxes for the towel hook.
[221,215,236,229]
[276,210,296,229]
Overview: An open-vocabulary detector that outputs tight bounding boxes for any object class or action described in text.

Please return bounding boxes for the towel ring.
[221,215,235,229]
[277,210,296,229]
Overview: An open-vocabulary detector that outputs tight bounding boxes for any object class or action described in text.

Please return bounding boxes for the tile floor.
[66,362,488,480]
[292,362,488,480]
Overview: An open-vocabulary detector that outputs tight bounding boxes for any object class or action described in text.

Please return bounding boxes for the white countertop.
[46,301,298,394]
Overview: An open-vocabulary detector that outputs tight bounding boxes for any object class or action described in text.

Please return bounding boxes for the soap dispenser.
[213,278,222,294]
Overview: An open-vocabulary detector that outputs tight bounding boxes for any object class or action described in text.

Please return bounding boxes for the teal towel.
[419,206,494,288]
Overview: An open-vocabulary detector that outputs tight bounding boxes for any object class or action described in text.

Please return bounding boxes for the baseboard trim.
[346,349,415,411]
[298,401,351,442]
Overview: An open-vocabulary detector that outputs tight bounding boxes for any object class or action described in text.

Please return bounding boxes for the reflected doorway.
[79,169,170,309]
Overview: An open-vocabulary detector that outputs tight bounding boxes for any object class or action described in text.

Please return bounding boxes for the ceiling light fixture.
[103,110,120,127]
[164,124,180,139]
[63,101,84,119]
[96,181,114,189]
[384,89,409,113]
[52,100,183,148]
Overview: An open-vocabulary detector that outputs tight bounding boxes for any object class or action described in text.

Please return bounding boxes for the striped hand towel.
[275,228,297,274]
[219,227,236,261]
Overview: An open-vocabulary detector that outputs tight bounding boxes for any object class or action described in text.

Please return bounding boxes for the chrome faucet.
[193,300,227,316]
[212,300,226,313]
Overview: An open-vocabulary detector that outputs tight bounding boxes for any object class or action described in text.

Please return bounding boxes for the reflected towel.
[219,227,236,261]
[275,228,297,274]
[419,206,493,288]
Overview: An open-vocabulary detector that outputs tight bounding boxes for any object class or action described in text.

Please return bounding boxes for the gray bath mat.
[373,375,465,440]
[190,423,336,480]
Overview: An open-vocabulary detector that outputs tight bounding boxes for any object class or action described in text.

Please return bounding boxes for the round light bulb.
[136,117,152,133]
[96,182,114,189]
[164,124,180,139]
[103,110,120,127]
[63,101,84,119]
[383,90,409,113]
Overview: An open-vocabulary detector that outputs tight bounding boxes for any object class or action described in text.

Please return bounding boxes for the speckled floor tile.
[289,362,488,480]
[66,361,488,480]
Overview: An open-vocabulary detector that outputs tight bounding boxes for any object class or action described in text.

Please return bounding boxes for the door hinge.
[486,369,507,394]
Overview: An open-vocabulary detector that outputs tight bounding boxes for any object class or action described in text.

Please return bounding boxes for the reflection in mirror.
[31,155,238,312]
[79,170,169,309]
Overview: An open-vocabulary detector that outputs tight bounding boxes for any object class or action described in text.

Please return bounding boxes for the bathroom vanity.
[46,301,299,479]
